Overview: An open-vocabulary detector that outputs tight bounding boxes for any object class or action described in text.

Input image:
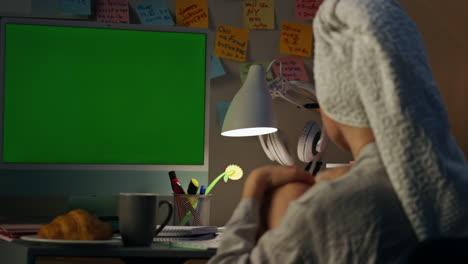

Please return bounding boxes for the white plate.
[20,235,121,245]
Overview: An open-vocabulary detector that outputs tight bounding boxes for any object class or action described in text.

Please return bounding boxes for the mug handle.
[154,200,173,236]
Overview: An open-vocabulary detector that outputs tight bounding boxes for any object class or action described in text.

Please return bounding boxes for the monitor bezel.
[0,17,211,172]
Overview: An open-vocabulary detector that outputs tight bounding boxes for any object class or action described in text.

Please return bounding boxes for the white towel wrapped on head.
[314,0,468,240]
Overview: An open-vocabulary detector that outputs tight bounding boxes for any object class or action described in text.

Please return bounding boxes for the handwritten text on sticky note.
[175,0,209,28]
[272,56,309,82]
[295,0,323,21]
[135,1,174,26]
[96,0,129,23]
[215,24,249,62]
[280,21,312,57]
[243,0,275,30]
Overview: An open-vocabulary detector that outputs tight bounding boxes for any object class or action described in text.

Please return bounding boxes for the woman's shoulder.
[298,159,393,207]
[315,165,352,182]
[294,160,410,229]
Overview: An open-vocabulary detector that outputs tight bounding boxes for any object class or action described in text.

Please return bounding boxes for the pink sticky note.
[96,0,129,24]
[271,56,310,82]
[295,0,324,21]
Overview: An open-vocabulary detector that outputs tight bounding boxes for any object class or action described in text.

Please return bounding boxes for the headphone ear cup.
[267,133,285,165]
[316,126,329,153]
[297,124,308,163]
[297,120,321,163]
[258,135,276,162]
[270,131,294,166]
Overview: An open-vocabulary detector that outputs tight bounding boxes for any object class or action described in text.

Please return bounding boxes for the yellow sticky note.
[214,24,249,62]
[279,21,313,57]
[243,0,275,30]
[175,0,209,28]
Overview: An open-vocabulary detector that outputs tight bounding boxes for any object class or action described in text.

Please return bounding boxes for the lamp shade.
[221,65,277,137]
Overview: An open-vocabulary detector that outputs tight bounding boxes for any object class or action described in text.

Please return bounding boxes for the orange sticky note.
[243,0,275,30]
[279,21,312,57]
[175,0,209,28]
[295,0,324,21]
[271,56,310,82]
[214,24,249,62]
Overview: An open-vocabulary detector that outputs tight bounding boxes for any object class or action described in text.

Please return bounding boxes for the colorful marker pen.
[187,178,200,195]
[168,171,187,194]
[199,185,206,195]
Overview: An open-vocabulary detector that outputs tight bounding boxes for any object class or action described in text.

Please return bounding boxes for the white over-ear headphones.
[258,120,328,167]
[258,76,329,171]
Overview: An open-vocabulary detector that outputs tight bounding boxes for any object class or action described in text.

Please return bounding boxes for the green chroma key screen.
[3,24,206,165]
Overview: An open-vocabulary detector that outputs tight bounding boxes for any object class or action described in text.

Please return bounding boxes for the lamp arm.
[276,92,304,108]
[266,59,283,77]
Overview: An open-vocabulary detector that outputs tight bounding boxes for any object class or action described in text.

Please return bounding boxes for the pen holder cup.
[173,194,212,226]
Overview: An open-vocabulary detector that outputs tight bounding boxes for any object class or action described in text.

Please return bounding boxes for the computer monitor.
[0,18,211,195]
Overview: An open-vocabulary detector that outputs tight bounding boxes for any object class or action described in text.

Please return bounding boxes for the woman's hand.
[241,166,314,239]
[241,166,315,202]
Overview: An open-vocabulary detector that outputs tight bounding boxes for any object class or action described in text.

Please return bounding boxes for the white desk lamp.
[221,65,278,137]
[221,62,319,137]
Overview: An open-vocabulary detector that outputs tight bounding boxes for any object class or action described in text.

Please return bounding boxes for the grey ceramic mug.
[119,193,173,247]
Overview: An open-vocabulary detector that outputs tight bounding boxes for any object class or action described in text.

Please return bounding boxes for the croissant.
[38,209,113,240]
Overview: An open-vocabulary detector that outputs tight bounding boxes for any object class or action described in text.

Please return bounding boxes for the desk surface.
[0,239,216,264]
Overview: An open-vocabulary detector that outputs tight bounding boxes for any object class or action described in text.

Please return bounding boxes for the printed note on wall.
[271,56,309,82]
[239,62,274,83]
[295,0,323,21]
[243,0,275,30]
[175,0,209,28]
[211,51,226,79]
[134,0,174,26]
[279,21,312,57]
[96,0,129,23]
[59,0,91,15]
[215,24,249,62]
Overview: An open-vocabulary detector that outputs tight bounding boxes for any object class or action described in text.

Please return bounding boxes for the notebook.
[154,233,222,249]
[157,225,218,237]
[154,233,216,242]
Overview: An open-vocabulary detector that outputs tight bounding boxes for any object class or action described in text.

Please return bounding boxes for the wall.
[0,0,466,226]
[397,0,467,157]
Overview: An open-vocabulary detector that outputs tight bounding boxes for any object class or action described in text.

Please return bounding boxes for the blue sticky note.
[32,0,59,15]
[136,1,174,26]
[217,101,231,128]
[59,0,91,15]
[137,0,166,9]
[211,53,225,79]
